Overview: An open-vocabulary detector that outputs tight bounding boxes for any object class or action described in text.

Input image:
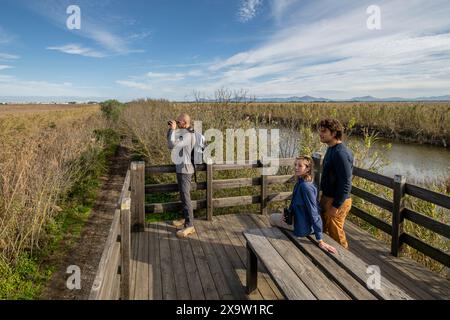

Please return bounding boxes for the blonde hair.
[295,156,314,182]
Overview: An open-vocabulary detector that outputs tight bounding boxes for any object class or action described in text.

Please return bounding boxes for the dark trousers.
[176,173,194,227]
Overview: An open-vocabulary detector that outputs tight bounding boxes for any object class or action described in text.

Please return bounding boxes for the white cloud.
[0,65,13,71]
[46,44,106,58]
[22,1,143,56]
[116,80,153,91]
[0,53,20,60]
[238,0,263,22]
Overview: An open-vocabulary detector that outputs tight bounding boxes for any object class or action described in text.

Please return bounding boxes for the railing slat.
[350,206,391,234]
[403,208,450,239]
[405,183,450,209]
[402,233,450,267]
[353,167,394,188]
[351,186,393,212]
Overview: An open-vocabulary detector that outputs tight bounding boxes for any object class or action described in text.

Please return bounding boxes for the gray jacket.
[167,128,195,174]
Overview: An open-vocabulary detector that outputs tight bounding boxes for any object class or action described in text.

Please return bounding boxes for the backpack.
[188,128,206,182]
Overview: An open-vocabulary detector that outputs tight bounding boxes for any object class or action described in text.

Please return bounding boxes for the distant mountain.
[253,95,450,102]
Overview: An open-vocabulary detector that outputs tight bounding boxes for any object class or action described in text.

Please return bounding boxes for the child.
[269,156,337,254]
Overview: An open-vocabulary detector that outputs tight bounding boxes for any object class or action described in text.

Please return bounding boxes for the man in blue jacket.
[318,118,354,249]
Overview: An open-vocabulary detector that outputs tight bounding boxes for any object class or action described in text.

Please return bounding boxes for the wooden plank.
[146,164,206,174]
[351,186,393,211]
[402,233,450,267]
[351,206,391,234]
[221,214,284,300]
[131,161,145,232]
[177,231,205,300]
[210,218,264,300]
[187,225,221,300]
[158,222,177,299]
[213,163,259,171]
[244,229,317,300]
[99,238,121,299]
[166,224,191,300]
[405,183,450,209]
[249,215,350,300]
[134,230,149,300]
[213,177,260,189]
[353,167,394,188]
[117,170,131,207]
[195,220,247,299]
[246,243,258,294]
[344,221,449,299]
[213,195,260,208]
[192,220,234,299]
[146,182,206,193]
[207,159,213,221]
[130,232,139,299]
[120,198,131,300]
[261,172,268,215]
[311,232,412,300]
[89,209,121,300]
[403,208,450,239]
[392,175,406,256]
[282,231,378,300]
[147,223,162,300]
[146,199,207,214]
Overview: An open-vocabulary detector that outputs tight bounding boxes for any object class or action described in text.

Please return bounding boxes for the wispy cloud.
[238,0,263,22]
[46,44,106,58]
[0,65,13,71]
[21,0,145,56]
[116,80,152,91]
[0,53,20,60]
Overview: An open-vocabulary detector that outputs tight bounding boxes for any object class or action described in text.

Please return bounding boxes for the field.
[0,103,118,299]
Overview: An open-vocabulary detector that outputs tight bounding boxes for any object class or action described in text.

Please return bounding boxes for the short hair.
[295,156,314,182]
[318,118,344,140]
[178,113,191,125]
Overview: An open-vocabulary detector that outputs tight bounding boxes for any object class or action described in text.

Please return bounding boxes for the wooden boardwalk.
[128,213,450,300]
[130,214,284,300]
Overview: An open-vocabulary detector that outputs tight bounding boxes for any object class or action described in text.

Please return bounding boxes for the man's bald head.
[177,113,191,128]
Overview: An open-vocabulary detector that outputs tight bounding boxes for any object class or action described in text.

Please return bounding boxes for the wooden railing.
[143,154,450,267]
[89,169,131,300]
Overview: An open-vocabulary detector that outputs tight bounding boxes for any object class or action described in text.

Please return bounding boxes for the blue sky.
[1,0,450,101]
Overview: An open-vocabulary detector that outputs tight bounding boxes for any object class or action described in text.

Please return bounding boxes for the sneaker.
[176,226,196,238]
[171,219,185,228]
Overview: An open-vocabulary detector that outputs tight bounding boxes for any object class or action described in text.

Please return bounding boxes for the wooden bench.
[244,227,413,300]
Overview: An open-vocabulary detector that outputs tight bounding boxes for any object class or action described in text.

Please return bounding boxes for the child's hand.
[318,240,337,254]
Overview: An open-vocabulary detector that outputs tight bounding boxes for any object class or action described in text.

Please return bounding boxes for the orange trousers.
[320,196,352,249]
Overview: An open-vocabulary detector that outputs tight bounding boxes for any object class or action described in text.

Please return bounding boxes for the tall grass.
[0,105,120,298]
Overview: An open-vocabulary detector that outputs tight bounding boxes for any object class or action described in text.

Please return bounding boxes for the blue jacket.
[290,178,323,241]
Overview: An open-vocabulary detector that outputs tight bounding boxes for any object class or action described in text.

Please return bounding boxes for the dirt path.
[41,144,130,300]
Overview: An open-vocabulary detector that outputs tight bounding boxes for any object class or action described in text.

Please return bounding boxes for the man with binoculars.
[167,113,196,238]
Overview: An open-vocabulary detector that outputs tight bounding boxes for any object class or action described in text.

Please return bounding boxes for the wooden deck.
[128,213,450,300]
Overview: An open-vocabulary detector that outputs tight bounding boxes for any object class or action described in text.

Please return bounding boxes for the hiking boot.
[176,226,196,238]
[171,218,185,228]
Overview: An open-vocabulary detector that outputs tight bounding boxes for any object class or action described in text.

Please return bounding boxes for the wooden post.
[120,196,131,300]
[260,157,268,215]
[312,153,323,203]
[246,242,258,294]
[206,158,213,221]
[391,174,406,257]
[131,161,145,232]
